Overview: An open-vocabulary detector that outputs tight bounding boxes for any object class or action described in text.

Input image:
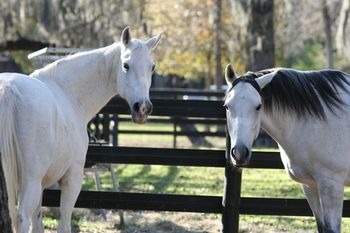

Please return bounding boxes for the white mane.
[30,40,144,81]
[30,44,117,80]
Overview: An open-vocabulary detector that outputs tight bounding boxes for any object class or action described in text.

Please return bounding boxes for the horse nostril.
[133,102,140,112]
[147,103,153,114]
[244,147,249,158]
[230,146,250,165]
[230,147,235,157]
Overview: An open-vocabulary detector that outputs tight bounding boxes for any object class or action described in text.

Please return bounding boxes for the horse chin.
[131,113,148,124]
[230,154,250,168]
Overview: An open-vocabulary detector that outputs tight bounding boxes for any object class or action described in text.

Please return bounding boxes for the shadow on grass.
[118,165,179,194]
[148,166,178,193]
[118,165,152,190]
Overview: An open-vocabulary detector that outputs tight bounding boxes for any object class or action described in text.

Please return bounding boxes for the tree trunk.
[0,154,13,233]
[214,0,222,90]
[244,0,275,71]
[336,0,350,54]
[322,0,334,69]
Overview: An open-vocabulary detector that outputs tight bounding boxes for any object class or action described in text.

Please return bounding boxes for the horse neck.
[260,110,298,147]
[37,44,120,123]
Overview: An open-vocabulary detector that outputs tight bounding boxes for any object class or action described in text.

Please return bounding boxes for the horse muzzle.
[131,100,153,124]
[230,144,251,167]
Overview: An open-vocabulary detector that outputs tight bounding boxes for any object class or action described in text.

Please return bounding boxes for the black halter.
[231,77,263,97]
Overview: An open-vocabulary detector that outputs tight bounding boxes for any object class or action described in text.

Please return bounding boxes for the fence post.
[173,118,177,148]
[113,114,119,146]
[222,128,242,233]
[94,114,101,139]
[102,114,110,143]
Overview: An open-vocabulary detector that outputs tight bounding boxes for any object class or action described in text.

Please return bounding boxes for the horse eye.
[123,63,129,72]
[224,105,229,111]
[152,64,156,72]
[256,104,262,111]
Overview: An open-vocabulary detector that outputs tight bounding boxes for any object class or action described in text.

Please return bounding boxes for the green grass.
[43,208,116,232]
[115,120,226,149]
[83,165,224,196]
[242,169,304,198]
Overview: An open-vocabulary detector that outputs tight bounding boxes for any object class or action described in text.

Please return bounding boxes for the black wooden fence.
[88,88,275,148]
[89,114,226,148]
[42,97,350,233]
[88,88,226,147]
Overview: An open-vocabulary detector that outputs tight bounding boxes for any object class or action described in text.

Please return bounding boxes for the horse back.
[0,73,88,187]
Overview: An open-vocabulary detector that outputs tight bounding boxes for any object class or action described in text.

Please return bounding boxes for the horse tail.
[0,82,22,230]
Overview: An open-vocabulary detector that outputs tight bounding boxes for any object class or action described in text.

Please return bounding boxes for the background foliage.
[2,0,350,85]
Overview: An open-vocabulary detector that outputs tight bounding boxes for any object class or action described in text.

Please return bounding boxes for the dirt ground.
[44,209,312,233]
[45,210,222,233]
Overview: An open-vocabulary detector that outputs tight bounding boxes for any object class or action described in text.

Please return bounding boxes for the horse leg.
[30,191,44,233]
[317,179,344,233]
[300,184,324,232]
[17,180,42,233]
[57,164,84,233]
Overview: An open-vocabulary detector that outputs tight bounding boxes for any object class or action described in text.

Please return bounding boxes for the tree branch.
[0,38,51,51]
[336,0,350,53]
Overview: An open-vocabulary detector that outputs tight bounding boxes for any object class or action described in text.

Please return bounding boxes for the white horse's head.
[117,27,162,124]
[224,64,274,166]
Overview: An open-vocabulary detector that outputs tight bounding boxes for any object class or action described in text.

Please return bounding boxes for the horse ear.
[225,64,236,87]
[121,26,132,47]
[145,32,163,52]
[256,71,277,89]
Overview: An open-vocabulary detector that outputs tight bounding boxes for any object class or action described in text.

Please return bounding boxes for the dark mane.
[230,68,350,120]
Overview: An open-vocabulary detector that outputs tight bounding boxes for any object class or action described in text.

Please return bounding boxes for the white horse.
[224,64,350,233]
[0,26,162,233]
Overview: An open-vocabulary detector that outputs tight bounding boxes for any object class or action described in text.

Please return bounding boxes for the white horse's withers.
[0,27,162,233]
[224,64,350,233]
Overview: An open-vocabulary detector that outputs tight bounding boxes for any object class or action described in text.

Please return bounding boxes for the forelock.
[225,75,262,101]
